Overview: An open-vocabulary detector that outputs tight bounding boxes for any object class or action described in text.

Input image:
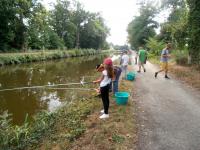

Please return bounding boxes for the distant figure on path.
[135,51,138,65]
[121,51,129,79]
[137,47,147,73]
[155,43,172,79]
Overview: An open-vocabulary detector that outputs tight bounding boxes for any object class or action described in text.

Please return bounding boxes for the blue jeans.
[121,65,127,79]
[110,80,119,95]
[113,80,118,95]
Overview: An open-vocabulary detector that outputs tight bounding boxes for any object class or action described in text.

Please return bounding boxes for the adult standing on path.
[121,51,129,79]
[137,47,147,73]
[135,51,138,65]
[155,43,172,79]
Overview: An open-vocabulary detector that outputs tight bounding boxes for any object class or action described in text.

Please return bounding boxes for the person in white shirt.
[93,58,114,119]
[121,51,129,79]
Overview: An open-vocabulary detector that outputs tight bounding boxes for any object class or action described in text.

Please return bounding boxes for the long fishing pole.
[47,87,96,91]
[0,81,92,92]
[0,75,105,92]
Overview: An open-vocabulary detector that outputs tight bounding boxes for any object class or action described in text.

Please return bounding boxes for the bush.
[174,50,188,65]
[146,37,165,56]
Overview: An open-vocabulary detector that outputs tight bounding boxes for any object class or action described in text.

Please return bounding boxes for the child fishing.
[96,64,121,96]
[93,58,114,119]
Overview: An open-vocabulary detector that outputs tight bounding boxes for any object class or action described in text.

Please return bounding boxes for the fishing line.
[0,82,89,92]
[47,87,96,91]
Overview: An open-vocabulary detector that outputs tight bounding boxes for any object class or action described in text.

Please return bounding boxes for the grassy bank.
[0,49,112,66]
[27,80,137,150]
[0,95,100,150]
[68,80,137,150]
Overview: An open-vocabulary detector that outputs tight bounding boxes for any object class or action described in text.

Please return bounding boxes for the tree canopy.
[0,0,110,52]
[127,2,158,49]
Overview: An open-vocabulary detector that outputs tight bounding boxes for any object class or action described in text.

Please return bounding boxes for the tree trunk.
[75,25,80,49]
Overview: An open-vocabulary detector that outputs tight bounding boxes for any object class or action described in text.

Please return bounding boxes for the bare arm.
[93,74,104,83]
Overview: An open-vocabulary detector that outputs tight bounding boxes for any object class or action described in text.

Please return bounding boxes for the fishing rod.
[47,87,96,91]
[0,79,93,92]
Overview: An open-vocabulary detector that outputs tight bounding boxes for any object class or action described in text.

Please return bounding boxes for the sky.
[42,0,168,45]
[78,0,139,45]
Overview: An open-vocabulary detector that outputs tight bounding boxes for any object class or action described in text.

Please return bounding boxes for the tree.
[161,0,186,9]
[0,0,16,51]
[146,37,165,55]
[12,0,36,50]
[0,0,109,51]
[50,0,76,49]
[187,0,200,64]
[71,1,88,48]
[79,13,109,49]
[158,0,188,50]
[27,2,65,50]
[127,2,158,49]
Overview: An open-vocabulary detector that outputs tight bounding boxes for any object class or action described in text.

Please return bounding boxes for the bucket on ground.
[126,72,136,81]
[115,92,129,105]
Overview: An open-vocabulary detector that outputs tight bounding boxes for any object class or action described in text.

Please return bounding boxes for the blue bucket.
[126,72,136,81]
[115,92,129,105]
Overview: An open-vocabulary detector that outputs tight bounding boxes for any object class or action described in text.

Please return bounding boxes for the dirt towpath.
[133,56,200,150]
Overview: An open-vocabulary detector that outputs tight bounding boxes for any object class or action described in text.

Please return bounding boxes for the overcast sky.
[42,0,167,45]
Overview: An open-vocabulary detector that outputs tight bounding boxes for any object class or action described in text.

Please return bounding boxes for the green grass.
[112,134,125,144]
[0,49,113,66]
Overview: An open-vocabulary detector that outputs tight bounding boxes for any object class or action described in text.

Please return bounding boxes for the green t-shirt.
[139,49,147,63]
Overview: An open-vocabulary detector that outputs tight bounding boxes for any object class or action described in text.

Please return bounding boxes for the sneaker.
[165,75,170,79]
[155,72,158,78]
[100,109,104,114]
[99,114,109,119]
[137,70,141,73]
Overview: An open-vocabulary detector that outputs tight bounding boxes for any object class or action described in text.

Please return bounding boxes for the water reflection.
[40,92,62,112]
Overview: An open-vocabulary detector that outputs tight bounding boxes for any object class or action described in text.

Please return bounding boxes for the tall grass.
[0,49,112,66]
[0,110,56,150]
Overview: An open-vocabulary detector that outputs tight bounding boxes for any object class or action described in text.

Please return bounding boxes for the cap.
[103,58,113,65]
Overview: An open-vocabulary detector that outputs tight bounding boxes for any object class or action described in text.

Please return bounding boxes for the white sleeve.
[102,70,107,76]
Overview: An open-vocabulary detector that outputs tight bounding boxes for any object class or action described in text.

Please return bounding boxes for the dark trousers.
[100,84,110,114]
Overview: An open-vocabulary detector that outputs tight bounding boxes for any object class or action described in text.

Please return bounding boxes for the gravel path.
[134,60,200,150]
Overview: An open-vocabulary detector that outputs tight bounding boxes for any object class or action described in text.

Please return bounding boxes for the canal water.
[0,55,110,125]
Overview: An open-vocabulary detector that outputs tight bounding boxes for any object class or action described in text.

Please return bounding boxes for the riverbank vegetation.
[0,0,110,52]
[0,96,98,150]
[0,49,113,66]
[127,0,200,66]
